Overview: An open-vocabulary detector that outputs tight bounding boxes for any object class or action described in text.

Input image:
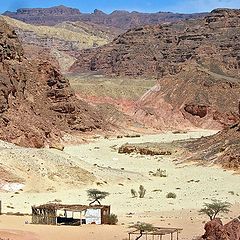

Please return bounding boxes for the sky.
[1,0,240,14]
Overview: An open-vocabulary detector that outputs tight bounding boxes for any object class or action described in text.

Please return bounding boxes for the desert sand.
[0,130,240,240]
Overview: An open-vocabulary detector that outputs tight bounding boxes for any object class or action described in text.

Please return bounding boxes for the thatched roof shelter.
[128,226,182,240]
[32,203,110,225]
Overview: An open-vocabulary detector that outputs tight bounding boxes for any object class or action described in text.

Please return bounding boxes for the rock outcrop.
[70,9,240,129]
[118,143,172,155]
[201,218,240,240]
[0,18,105,148]
[3,5,207,30]
[183,122,240,170]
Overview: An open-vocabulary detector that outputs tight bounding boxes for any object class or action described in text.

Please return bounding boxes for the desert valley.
[0,2,240,240]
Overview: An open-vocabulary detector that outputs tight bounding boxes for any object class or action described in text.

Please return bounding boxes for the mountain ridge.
[3,5,208,30]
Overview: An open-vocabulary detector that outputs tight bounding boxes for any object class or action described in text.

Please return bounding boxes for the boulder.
[202,217,240,240]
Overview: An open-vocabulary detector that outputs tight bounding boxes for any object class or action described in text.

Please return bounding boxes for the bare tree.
[87,189,110,205]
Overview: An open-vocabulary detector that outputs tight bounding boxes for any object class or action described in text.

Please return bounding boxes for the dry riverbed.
[0,129,240,240]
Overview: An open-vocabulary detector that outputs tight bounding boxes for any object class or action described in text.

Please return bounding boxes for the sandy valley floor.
[0,130,240,240]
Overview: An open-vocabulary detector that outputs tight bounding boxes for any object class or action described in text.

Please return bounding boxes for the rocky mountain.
[70,9,240,129]
[0,17,106,148]
[3,5,207,30]
[2,16,119,73]
[71,8,240,78]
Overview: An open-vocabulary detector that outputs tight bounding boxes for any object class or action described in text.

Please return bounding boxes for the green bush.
[166,192,177,199]
[108,213,118,225]
[152,168,167,177]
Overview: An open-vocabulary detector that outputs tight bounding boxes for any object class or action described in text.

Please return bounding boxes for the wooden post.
[128,233,130,240]
[0,200,2,215]
[177,231,179,240]
[56,210,58,225]
[171,233,173,240]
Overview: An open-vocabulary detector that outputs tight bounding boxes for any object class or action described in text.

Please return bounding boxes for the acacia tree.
[199,200,231,220]
[87,189,110,205]
[131,222,154,240]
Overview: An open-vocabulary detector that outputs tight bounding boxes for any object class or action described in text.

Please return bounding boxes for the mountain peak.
[93,9,106,15]
[110,10,130,15]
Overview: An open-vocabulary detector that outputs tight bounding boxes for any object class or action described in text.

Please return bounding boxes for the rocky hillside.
[70,9,240,129]
[0,17,106,148]
[183,122,240,170]
[2,16,119,73]
[71,8,240,78]
[3,5,207,30]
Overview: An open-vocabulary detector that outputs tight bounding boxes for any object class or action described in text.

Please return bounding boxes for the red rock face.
[0,18,105,147]
[70,9,240,129]
[3,6,207,29]
[224,218,240,240]
[202,218,240,240]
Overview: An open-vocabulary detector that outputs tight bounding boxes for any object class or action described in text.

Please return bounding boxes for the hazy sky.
[1,0,240,14]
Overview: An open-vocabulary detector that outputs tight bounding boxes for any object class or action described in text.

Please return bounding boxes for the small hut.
[32,204,110,226]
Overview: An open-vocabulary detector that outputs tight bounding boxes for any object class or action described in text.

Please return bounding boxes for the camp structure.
[32,204,110,226]
[128,226,183,240]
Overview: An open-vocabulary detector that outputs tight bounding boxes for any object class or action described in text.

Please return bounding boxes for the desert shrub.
[166,192,177,199]
[152,168,167,177]
[131,189,138,198]
[96,182,103,186]
[108,213,118,225]
[152,189,162,192]
[130,186,146,198]
[199,199,231,220]
[139,185,146,198]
